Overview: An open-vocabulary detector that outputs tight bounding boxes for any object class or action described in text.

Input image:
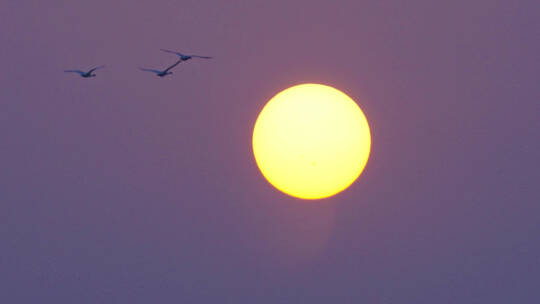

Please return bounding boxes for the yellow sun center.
[252,83,371,200]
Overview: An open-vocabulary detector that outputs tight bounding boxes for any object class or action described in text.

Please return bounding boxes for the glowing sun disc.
[252,83,371,200]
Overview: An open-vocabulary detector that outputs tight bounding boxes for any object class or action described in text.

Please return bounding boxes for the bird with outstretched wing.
[139,60,182,77]
[64,65,105,78]
[160,49,212,61]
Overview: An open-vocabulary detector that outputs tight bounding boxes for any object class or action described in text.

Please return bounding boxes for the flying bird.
[64,65,105,78]
[160,49,212,62]
[139,59,182,77]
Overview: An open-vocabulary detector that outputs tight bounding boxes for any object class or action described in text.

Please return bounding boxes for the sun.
[252,83,371,200]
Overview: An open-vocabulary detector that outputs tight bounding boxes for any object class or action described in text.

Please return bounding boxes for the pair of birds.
[64,49,211,78]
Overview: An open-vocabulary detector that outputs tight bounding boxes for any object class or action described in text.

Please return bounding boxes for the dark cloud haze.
[1,0,539,303]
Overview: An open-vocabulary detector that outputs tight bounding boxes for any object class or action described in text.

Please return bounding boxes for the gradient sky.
[1,0,539,303]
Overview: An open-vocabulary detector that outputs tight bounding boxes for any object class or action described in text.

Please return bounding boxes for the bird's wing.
[164,60,182,72]
[160,49,184,56]
[139,67,161,74]
[64,70,85,75]
[88,65,105,73]
[191,55,212,59]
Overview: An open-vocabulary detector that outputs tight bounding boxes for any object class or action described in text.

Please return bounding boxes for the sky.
[1,0,539,303]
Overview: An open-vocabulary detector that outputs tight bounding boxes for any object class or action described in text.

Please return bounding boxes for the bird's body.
[64,65,105,78]
[139,59,182,77]
[160,49,212,62]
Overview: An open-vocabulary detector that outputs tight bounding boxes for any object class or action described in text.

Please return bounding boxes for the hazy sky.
[1,0,539,303]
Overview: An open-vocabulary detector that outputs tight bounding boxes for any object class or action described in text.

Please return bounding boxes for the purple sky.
[1,0,539,303]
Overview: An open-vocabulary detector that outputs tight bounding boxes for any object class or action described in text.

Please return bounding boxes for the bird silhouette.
[139,59,182,77]
[160,49,212,62]
[64,65,105,78]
